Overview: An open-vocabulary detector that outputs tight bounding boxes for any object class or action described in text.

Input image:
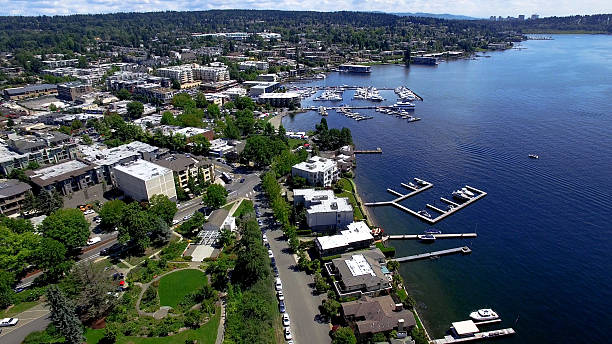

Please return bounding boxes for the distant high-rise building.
[498,16,503,21]
[531,14,539,20]
[518,15,525,20]
[490,16,497,21]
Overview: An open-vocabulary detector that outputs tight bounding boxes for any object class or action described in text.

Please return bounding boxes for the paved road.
[0,304,50,344]
[254,196,331,344]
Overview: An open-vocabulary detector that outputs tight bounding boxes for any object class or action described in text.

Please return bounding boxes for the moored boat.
[470,308,499,321]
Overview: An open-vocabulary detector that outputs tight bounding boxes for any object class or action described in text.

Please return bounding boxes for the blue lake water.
[282,35,612,343]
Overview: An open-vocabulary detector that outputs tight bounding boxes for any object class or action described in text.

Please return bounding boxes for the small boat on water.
[424,229,442,234]
[470,309,499,321]
[528,154,539,159]
[416,179,427,186]
[417,210,431,218]
[461,187,475,198]
[418,234,436,242]
[452,190,470,201]
[408,182,417,188]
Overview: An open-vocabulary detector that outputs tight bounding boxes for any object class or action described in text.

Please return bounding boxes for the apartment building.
[57,82,93,101]
[291,156,339,187]
[157,65,194,84]
[112,159,177,202]
[153,153,214,189]
[26,160,102,196]
[0,179,31,217]
[293,189,353,232]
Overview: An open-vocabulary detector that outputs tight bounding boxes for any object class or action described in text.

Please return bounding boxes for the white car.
[284,327,292,340]
[275,277,282,291]
[268,250,274,258]
[87,236,101,246]
[277,290,284,301]
[282,313,290,327]
[172,219,180,225]
[84,209,95,215]
[0,318,18,327]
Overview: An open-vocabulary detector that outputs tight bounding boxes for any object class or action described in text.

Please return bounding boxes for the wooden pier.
[365,184,487,224]
[391,246,471,263]
[384,233,477,241]
[431,328,515,343]
[354,148,382,154]
[364,178,433,207]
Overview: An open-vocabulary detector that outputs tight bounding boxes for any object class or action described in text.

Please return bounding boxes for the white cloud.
[0,0,610,17]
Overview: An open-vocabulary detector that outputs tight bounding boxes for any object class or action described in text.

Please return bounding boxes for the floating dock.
[384,233,477,241]
[391,246,471,263]
[365,184,487,224]
[365,178,433,207]
[431,328,516,343]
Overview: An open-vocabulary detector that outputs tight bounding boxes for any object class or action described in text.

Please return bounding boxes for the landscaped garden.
[158,269,207,308]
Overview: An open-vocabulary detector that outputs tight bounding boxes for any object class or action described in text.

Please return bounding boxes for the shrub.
[375,242,396,257]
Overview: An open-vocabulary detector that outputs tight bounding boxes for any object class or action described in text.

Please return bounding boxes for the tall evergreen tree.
[46,285,84,344]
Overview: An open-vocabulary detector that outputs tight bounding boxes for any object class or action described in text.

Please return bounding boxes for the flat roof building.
[257,92,301,108]
[2,84,57,100]
[153,153,214,190]
[57,82,93,101]
[315,221,374,256]
[293,188,353,232]
[112,159,177,202]
[292,156,339,187]
[26,160,102,196]
[325,248,392,297]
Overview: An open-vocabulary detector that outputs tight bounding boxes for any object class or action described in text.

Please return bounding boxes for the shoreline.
[351,175,432,342]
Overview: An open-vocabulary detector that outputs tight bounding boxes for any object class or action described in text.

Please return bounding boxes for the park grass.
[233,199,254,218]
[158,269,207,308]
[287,138,307,149]
[1,300,39,317]
[85,305,220,344]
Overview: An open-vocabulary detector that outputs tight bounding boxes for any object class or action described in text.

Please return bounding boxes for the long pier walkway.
[391,246,472,263]
[384,233,477,241]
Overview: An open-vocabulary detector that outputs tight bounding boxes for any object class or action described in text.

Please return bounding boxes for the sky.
[1,0,610,17]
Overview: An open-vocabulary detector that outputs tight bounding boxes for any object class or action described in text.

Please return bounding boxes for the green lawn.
[337,178,354,192]
[287,138,307,149]
[85,305,220,344]
[158,269,207,308]
[1,300,39,318]
[233,199,254,218]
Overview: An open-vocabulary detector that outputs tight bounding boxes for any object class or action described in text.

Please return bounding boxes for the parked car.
[282,313,290,327]
[0,318,18,327]
[284,327,292,340]
[277,290,284,301]
[279,300,286,313]
[275,277,282,291]
[268,249,274,258]
[87,236,101,246]
[100,243,123,256]
[84,209,95,215]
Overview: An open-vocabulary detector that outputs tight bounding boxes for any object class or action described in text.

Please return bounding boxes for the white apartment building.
[157,66,194,84]
[193,66,230,82]
[239,60,269,71]
[293,189,353,232]
[291,156,339,187]
[112,159,177,202]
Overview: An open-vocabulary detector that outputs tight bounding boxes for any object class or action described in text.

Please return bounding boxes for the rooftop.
[316,221,373,251]
[332,248,389,291]
[308,197,353,214]
[79,141,159,166]
[452,320,480,336]
[342,295,416,335]
[27,160,96,186]
[293,156,337,173]
[0,179,31,198]
[258,92,300,99]
[113,159,172,181]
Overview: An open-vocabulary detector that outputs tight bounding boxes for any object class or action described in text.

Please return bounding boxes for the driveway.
[255,196,331,344]
[0,304,50,344]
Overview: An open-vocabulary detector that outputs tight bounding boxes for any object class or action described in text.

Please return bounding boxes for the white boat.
[470,309,499,321]
[452,190,470,201]
[417,210,431,218]
[461,187,475,198]
[528,154,539,159]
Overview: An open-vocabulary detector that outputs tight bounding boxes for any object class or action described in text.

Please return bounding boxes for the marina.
[365,183,487,224]
[364,178,434,206]
[391,246,472,263]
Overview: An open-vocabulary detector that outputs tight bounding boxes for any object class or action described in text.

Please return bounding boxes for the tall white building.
[157,65,194,84]
[112,159,177,202]
[193,66,230,82]
[292,156,339,187]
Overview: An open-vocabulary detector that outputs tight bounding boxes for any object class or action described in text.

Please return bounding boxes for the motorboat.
[416,179,428,186]
[417,210,431,218]
[461,187,475,198]
[408,182,417,188]
[528,154,539,159]
[424,229,442,234]
[418,234,436,242]
[452,190,470,201]
[470,309,499,321]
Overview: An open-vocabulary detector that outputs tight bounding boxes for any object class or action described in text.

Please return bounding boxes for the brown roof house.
[341,295,416,338]
[324,248,392,298]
